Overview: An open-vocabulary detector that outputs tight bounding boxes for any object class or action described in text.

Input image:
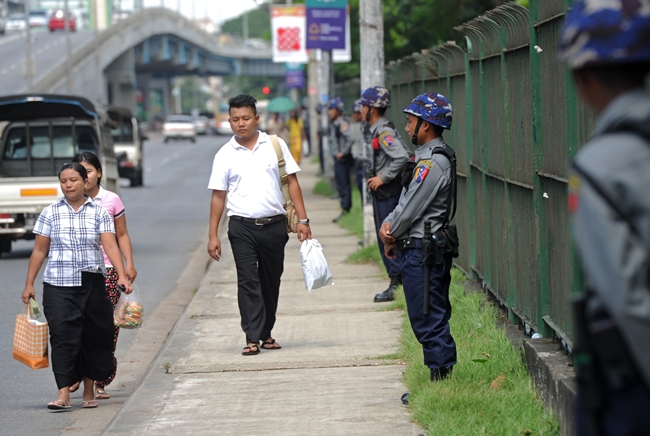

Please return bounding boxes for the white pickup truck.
[0,94,119,257]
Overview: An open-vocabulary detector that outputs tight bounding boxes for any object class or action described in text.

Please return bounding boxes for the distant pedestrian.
[21,162,132,411]
[207,94,312,356]
[266,112,284,136]
[328,97,355,222]
[360,86,410,303]
[286,109,306,164]
[379,92,457,381]
[72,151,137,401]
[559,0,650,434]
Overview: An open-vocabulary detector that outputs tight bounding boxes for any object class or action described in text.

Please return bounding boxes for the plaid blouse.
[33,196,115,287]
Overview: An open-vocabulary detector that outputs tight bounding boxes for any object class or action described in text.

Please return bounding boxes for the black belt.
[231,214,285,226]
[396,237,422,250]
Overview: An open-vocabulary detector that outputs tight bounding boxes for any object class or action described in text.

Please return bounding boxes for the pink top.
[93,186,125,266]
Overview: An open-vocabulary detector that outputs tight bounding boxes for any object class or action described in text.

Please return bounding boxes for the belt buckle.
[254,218,269,226]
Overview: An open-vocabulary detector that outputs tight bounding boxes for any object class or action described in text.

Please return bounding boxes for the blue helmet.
[328,97,345,111]
[558,0,650,69]
[402,92,453,130]
[360,86,391,108]
[351,99,363,113]
[315,102,324,114]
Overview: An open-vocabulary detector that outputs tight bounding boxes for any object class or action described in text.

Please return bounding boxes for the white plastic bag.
[300,239,333,292]
[113,283,144,329]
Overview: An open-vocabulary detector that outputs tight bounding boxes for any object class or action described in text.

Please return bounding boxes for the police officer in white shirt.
[207,94,312,356]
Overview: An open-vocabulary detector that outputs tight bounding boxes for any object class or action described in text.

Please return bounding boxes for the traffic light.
[262,86,271,95]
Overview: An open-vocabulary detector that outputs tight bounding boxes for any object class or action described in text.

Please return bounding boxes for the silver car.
[6,13,26,31]
[162,115,197,143]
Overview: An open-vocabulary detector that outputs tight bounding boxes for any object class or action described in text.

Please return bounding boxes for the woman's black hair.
[58,162,88,180]
[72,151,102,185]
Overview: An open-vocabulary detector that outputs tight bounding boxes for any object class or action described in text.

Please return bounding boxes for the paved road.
[0,29,92,96]
[0,133,229,435]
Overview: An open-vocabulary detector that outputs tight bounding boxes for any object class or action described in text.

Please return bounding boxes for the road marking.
[0,33,21,48]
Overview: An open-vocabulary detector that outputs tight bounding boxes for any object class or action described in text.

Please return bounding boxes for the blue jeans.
[399,245,457,369]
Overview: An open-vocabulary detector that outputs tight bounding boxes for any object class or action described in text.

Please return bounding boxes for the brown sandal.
[261,338,282,350]
[242,343,260,356]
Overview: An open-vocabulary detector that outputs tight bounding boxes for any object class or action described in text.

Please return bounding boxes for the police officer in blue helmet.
[360,86,410,303]
[379,92,458,381]
[328,97,355,222]
[559,0,650,434]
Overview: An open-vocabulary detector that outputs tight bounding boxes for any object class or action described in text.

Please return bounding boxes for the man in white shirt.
[207,94,312,356]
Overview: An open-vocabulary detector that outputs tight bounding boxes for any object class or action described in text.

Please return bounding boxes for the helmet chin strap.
[411,118,423,146]
[365,107,372,123]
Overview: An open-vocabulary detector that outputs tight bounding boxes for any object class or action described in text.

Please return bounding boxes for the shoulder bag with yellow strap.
[269,135,298,233]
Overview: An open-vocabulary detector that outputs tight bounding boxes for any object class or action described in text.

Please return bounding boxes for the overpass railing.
[340,0,597,346]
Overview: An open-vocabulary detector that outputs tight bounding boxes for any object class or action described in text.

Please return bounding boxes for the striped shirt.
[33,196,115,287]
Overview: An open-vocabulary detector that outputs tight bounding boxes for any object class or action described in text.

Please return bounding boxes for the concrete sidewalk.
[103,158,422,435]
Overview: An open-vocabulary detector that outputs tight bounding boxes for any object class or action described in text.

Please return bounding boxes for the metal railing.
[337,0,600,346]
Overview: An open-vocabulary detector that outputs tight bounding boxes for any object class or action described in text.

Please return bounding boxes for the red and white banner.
[271,5,308,64]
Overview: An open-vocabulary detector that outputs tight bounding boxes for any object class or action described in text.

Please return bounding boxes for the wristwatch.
[298,218,310,225]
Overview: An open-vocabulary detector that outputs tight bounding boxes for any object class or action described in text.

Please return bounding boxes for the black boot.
[430,366,453,381]
[332,210,349,223]
[374,276,399,302]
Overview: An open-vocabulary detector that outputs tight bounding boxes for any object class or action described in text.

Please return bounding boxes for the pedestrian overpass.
[31,7,283,116]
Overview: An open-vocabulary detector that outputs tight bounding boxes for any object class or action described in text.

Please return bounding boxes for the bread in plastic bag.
[300,239,333,292]
[113,283,144,329]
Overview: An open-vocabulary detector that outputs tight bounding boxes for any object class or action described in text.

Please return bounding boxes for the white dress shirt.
[207,131,300,218]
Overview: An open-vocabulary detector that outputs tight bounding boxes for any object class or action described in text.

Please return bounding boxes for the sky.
[142,0,262,24]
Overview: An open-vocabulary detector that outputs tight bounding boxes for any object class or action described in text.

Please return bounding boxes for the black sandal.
[242,343,260,356]
[261,338,282,350]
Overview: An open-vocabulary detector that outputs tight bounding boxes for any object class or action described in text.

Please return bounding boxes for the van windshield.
[111,118,134,143]
[2,125,98,160]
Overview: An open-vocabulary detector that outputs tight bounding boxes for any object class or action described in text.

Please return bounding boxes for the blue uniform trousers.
[576,382,650,435]
[398,245,457,369]
[373,194,401,279]
[334,155,354,212]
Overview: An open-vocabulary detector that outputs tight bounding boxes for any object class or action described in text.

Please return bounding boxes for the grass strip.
[313,177,557,434]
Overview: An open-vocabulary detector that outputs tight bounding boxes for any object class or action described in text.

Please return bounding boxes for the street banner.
[333,8,351,62]
[271,5,308,64]
[306,0,348,50]
[285,63,306,89]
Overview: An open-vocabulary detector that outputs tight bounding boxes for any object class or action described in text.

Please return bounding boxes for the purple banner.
[285,69,305,89]
[306,7,346,50]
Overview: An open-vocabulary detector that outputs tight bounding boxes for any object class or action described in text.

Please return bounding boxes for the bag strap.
[269,134,292,206]
[432,146,457,226]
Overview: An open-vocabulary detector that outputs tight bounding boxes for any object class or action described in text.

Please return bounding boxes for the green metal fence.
[373,0,593,346]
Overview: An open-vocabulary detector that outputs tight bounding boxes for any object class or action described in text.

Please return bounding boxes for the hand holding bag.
[269,135,298,233]
[13,304,49,370]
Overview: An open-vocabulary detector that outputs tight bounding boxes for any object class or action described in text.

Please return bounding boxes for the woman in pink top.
[72,152,137,400]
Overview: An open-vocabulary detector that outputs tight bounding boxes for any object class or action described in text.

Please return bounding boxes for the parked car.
[29,10,48,28]
[48,9,76,32]
[6,13,26,31]
[107,106,146,187]
[162,115,196,143]
[194,115,209,135]
[0,94,119,257]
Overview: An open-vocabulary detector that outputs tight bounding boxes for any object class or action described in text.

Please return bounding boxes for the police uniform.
[559,1,650,433]
[369,117,409,282]
[329,109,355,213]
[385,135,457,373]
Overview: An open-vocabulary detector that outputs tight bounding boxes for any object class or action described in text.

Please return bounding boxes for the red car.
[48,10,76,32]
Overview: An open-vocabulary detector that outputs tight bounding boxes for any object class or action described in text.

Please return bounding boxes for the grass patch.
[399,269,559,435]
[313,178,337,197]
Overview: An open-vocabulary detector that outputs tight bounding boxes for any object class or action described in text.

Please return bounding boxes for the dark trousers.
[576,383,650,436]
[228,218,289,344]
[42,272,115,389]
[399,246,457,369]
[373,194,401,279]
[355,163,364,196]
[334,155,354,212]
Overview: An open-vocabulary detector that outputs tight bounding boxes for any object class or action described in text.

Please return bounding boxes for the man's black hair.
[228,94,257,115]
[432,124,445,138]
[377,107,387,117]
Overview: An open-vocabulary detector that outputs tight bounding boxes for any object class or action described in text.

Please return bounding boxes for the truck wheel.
[130,169,143,187]
[0,237,11,256]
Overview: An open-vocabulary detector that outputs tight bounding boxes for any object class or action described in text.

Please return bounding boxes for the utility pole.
[359,0,384,245]
[93,0,101,101]
[23,0,36,92]
[319,50,335,189]
[64,0,74,93]
[308,50,318,163]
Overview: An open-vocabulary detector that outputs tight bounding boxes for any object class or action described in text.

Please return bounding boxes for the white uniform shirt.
[207,131,300,218]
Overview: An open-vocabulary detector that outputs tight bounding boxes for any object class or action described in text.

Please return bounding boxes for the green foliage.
[313,178,338,197]
[221,4,272,40]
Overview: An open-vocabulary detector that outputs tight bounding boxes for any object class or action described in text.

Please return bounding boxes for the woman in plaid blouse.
[21,162,133,411]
